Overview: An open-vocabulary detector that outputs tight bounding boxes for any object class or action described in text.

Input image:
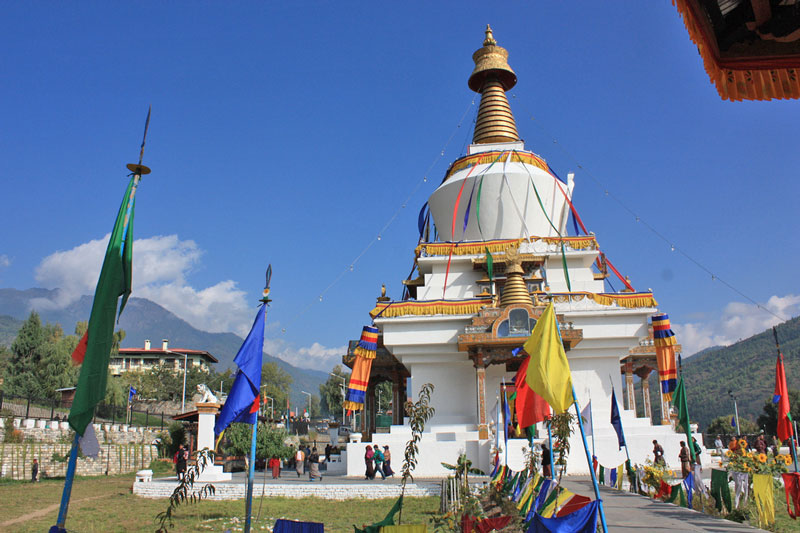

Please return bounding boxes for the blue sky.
[2,2,799,371]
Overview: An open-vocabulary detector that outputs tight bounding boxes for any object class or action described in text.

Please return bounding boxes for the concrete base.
[196,463,232,482]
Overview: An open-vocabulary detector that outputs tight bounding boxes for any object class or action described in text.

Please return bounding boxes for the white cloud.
[0,254,10,268]
[674,294,800,356]
[264,337,346,371]
[33,234,251,335]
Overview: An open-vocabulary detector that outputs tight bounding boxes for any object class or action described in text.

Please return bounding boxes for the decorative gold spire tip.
[483,24,496,46]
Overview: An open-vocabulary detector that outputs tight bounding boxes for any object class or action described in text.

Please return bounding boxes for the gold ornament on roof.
[499,246,533,307]
[469,25,520,144]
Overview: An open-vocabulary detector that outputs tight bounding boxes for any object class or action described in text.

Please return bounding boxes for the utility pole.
[728,390,741,435]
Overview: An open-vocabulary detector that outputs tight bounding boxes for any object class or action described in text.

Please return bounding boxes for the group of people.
[364,444,394,480]
[651,438,703,478]
[290,443,335,481]
[714,433,778,457]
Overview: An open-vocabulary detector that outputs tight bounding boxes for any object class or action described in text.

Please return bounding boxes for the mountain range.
[636,315,800,432]
[0,288,329,407]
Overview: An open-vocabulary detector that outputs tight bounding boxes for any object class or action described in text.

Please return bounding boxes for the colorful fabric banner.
[68,176,137,436]
[514,356,551,429]
[672,378,696,463]
[533,479,555,515]
[530,500,599,533]
[540,488,574,519]
[343,326,378,411]
[355,495,403,533]
[652,313,678,401]
[683,473,694,509]
[609,468,617,488]
[556,494,592,517]
[580,401,592,437]
[523,302,573,414]
[710,469,732,513]
[753,473,775,529]
[214,305,266,435]
[598,465,604,485]
[781,472,800,519]
[732,471,749,509]
[616,465,624,490]
[610,388,626,450]
[773,352,794,442]
[380,526,427,533]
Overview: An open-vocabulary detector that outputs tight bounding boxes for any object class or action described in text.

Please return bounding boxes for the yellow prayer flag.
[540,488,574,518]
[753,473,775,528]
[616,465,624,490]
[523,302,574,414]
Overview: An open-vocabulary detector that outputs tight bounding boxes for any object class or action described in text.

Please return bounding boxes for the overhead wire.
[509,92,790,324]
[279,96,478,334]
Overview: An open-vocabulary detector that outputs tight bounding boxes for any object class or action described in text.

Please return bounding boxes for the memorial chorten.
[344,27,690,476]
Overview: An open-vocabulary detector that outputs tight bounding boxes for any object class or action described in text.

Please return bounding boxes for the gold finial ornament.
[499,247,534,307]
[469,26,520,144]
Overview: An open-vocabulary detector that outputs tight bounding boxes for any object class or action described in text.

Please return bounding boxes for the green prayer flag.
[598,465,605,484]
[710,469,732,513]
[354,495,403,533]
[672,377,696,463]
[68,176,137,436]
[486,248,494,281]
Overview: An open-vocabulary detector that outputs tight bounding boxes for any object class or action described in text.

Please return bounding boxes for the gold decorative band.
[370,299,492,319]
[444,150,549,181]
[416,236,598,257]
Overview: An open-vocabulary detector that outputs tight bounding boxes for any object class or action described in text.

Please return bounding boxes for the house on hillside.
[109,339,217,376]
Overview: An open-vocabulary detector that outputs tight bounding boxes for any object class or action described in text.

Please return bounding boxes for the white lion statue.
[196,383,219,404]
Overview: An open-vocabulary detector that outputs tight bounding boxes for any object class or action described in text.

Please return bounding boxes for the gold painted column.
[475,352,489,439]
[641,372,652,421]
[625,360,636,413]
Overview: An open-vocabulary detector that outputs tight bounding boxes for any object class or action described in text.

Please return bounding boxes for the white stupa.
[344,26,692,476]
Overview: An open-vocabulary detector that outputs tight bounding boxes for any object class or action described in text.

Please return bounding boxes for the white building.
[109,339,217,376]
[345,27,691,477]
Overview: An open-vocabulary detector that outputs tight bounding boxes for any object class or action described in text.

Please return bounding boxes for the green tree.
[757,388,800,440]
[262,362,292,416]
[6,312,47,397]
[706,414,758,436]
[376,381,392,414]
[38,323,79,398]
[319,364,349,420]
[221,422,293,465]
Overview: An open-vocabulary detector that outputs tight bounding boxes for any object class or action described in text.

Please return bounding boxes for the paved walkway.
[561,478,765,532]
[141,471,766,531]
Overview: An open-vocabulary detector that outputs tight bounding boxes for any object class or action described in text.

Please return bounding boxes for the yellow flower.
[725,450,732,457]
[776,454,785,462]
[739,439,748,450]
[785,456,793,466]
[758,453,768,463]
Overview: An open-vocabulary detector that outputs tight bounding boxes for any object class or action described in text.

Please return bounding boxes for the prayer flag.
[610,388,626,450]
[753,473,775,528]
[214,305,265,435]
[773,353,794,442]
[128,386,137,401]
[514,356,551,429]
[503,387,511,448]
[531,500,599,533]
[683,473,694,509]
[672,377,696,462]
[731,416,737,428]
[354,495,403,533]
[523,302,573,414]
[580,400,592,437]
[68,176,137,436]
[710,468,732,513]
[273,519,324,533]
[652,313,678,400]
[781,472,800,519]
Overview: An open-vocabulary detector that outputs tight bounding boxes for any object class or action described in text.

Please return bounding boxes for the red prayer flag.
[775,355,794,442]
[655,480,671,500]
[782,472,800,519]
[514,355,551,428]
[556,494,592,517]
[70,330,88,364]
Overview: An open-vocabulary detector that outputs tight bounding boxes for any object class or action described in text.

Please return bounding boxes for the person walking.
[364,445,375,480]
[541,443,552,478]
[382,446,394,477]
[679,441,691,478]
[268,456,281,479]
[692,437,703,464]
[174,445,187,481]
[31,458,38,482]
[308,447,323,481]
[373,445,386,480]
[295,446,305,477]
[755,433,767,454]
[652,440,665,466]
[325,443,332,463]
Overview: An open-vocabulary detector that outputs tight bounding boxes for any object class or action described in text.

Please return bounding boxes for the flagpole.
[244,419,258,533]
[546,420,554,480]
[502,383,509,467]
[54,432,80,530]
[572,389,608,533]
[589,399,596,459]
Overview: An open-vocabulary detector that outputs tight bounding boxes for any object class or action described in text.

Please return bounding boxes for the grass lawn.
[0,475,439,532]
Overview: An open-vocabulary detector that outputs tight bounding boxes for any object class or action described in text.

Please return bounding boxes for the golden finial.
[483,24,497,46]
[468,26,520,144]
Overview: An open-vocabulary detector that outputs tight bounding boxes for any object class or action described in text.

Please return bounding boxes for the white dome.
[429,148,573,241]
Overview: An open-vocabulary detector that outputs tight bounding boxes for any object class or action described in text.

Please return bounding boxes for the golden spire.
[469,25,520,144]
[499,247,533,307]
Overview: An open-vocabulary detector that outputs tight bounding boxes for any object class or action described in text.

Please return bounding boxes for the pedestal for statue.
[195,402,232,482]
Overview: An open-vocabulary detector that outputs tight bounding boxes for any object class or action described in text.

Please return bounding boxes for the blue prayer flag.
[610,387,626,450]
[503,388,511,446]
[731,416,737,427]
[128,386,137,401]
[214,305,266,436]
[529,500,599,533]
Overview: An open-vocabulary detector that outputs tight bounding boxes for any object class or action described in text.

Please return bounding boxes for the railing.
[0,390,171,431]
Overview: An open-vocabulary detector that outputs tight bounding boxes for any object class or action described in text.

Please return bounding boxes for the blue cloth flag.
[683,473,694,509]
[731,416,737,427]
[529,500,600,533]
[610,387,626,450]
[533,479,553,513]
[273,519,324,533]
[128,386,137,401]
[214,304,266,436]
